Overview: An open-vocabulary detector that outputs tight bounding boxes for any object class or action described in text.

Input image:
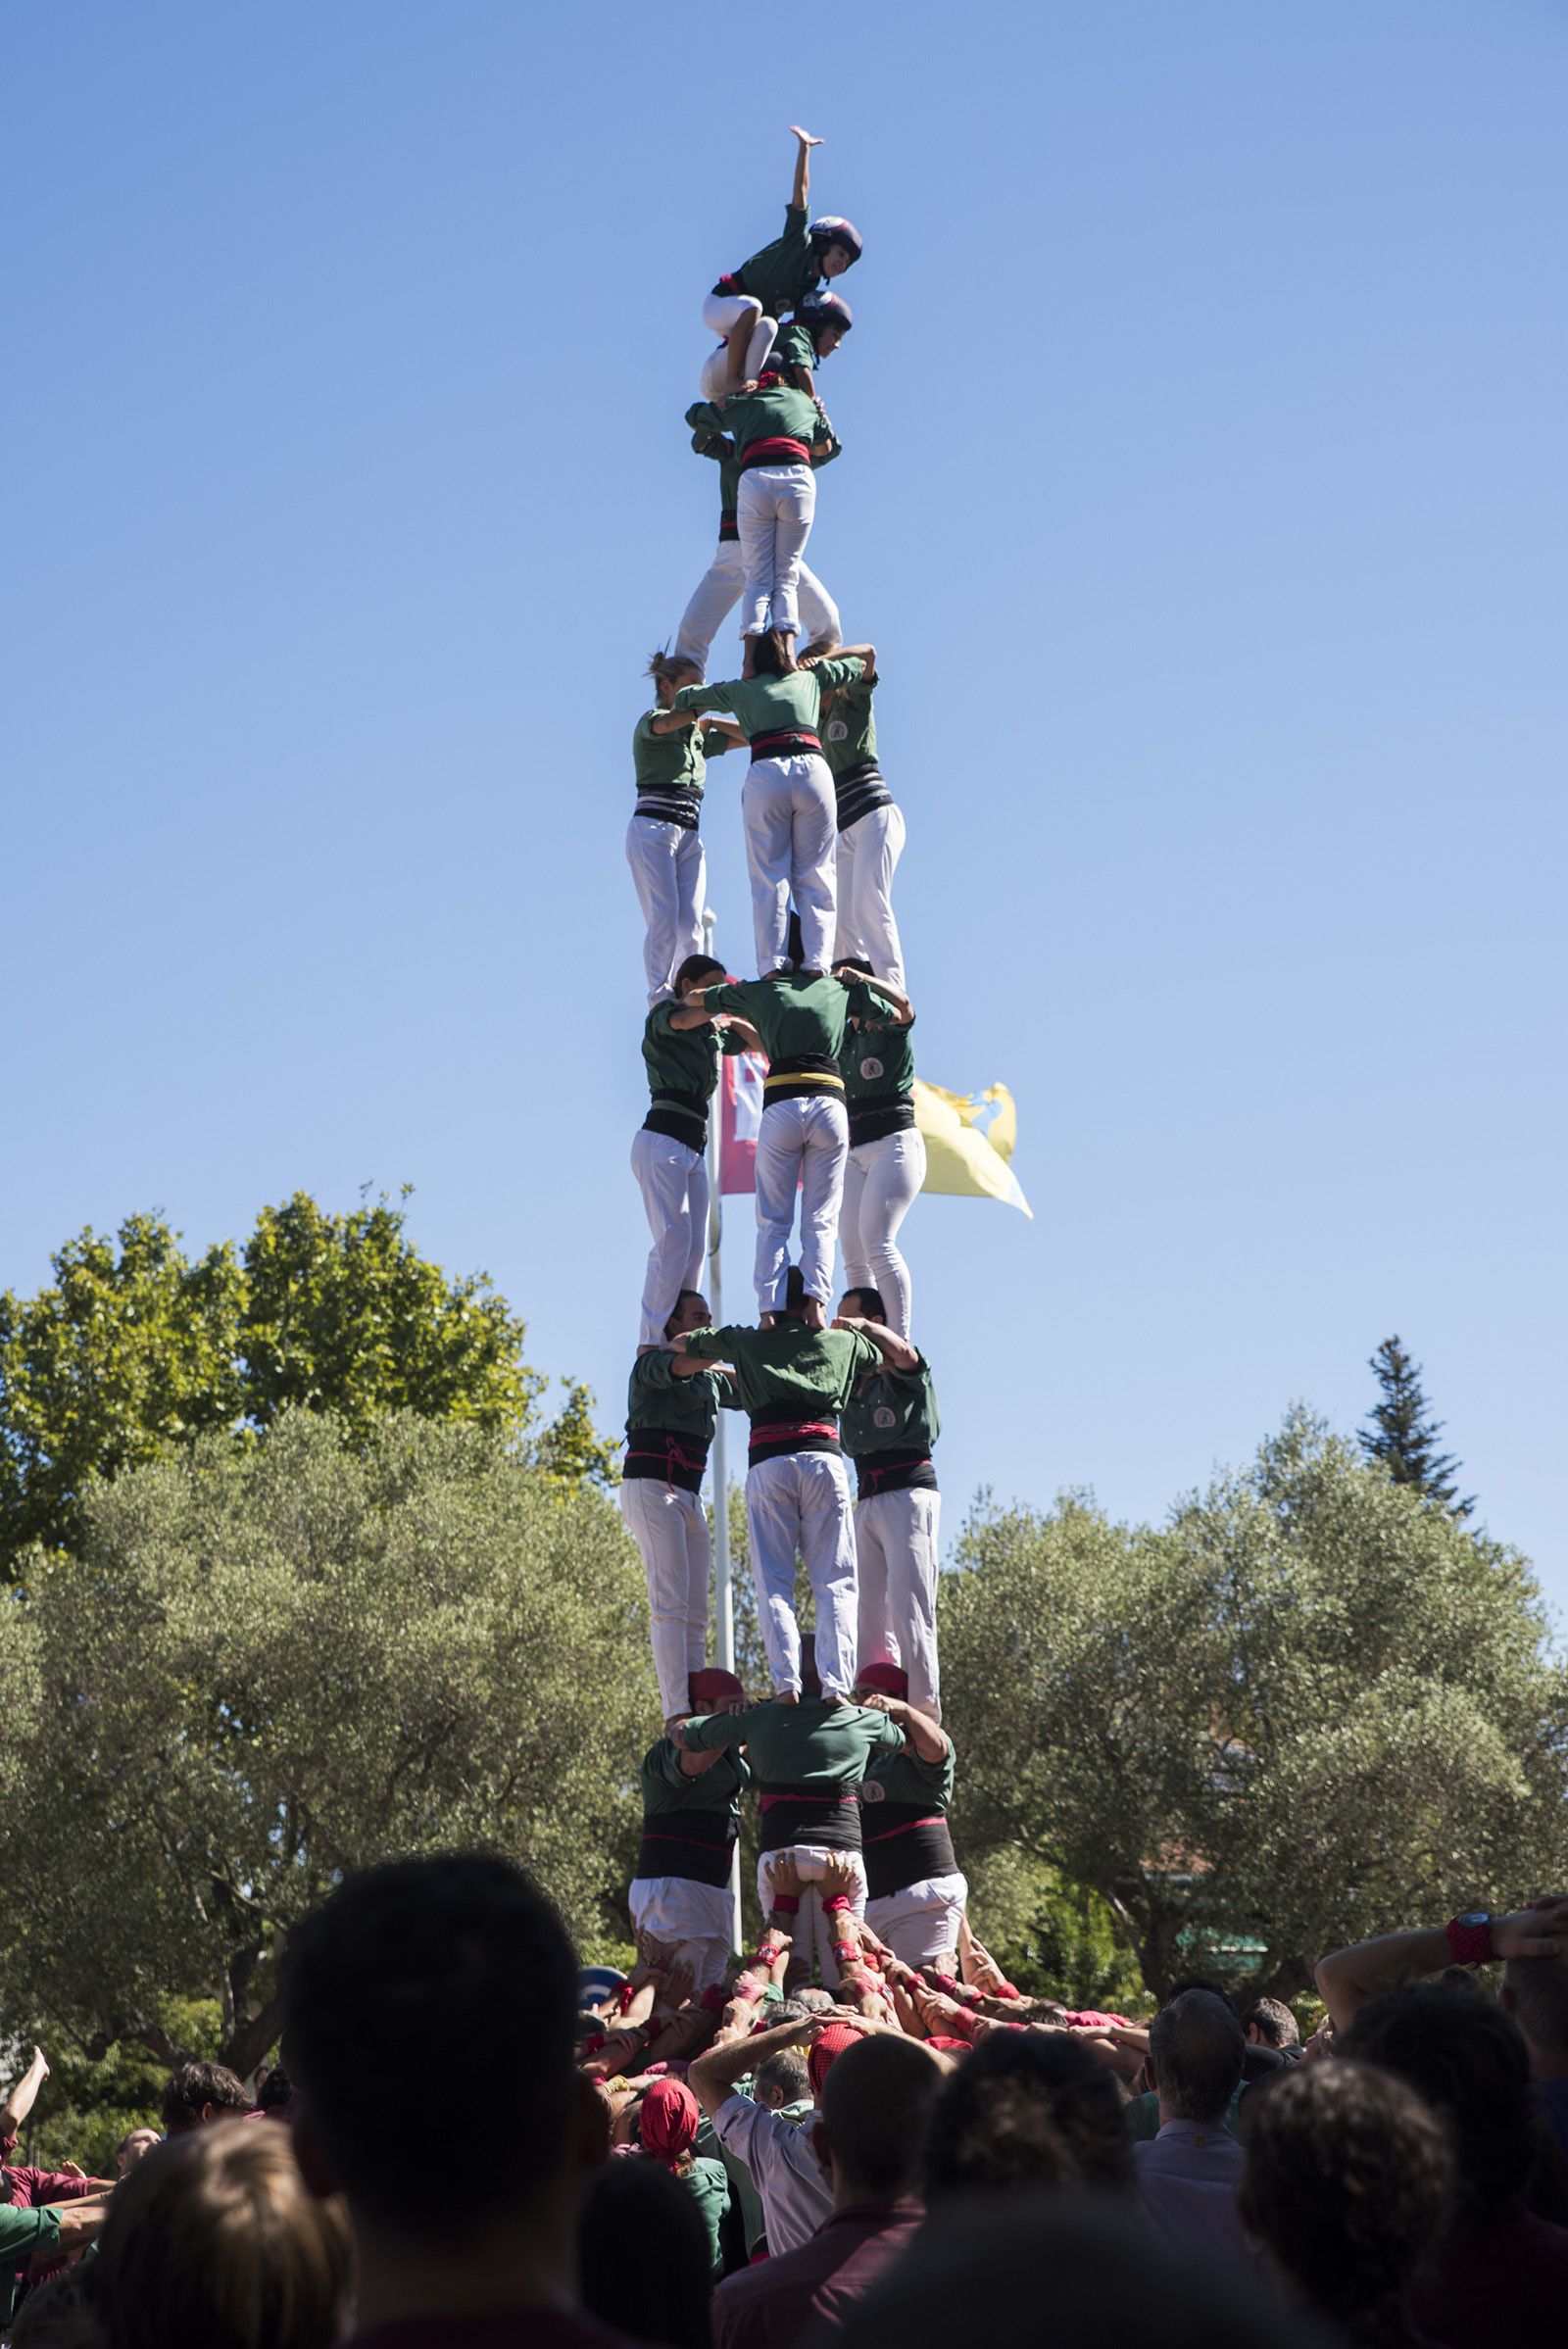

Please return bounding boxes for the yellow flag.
[913,1081,1033,1217]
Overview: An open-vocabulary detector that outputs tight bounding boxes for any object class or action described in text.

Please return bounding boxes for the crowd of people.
[6,1857,1568,2346]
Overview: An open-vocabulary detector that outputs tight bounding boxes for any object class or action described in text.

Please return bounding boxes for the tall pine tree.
[1359,1336,1474,1520]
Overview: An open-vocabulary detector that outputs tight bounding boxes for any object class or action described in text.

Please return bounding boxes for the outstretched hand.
[818,1850,862,1903]
[1494,1899,1568,1959]
[765,1851,803,1903]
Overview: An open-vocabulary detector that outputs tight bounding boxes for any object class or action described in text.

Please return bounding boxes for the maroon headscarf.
[640,2076,701,2165]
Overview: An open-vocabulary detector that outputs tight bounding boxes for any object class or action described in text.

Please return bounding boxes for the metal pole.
[701,907,743,1955]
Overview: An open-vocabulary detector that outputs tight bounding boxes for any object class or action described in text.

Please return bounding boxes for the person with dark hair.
[678,411,840,680]
[578,2156,715,2349]
[830,958,921,1335]
[673,651,871,975]
[921,2028,1134,2202]
[629,1665,751,1990]
[799,651,905,992]
[677,967,901,1327]
[1239,1997,1299,2053]
[838,1298,940,1704]
[1133,1990,1254,2265]
[621,1291,741,1726]
[631,960,760,1352]
[772,292,854,404]
[710,2034,938,2349]
[1343,1981,1568,2335]
[828,2195,1328,2349]
[1502,1945,1568,2161]
[628,656,745,1004]
[1239,2060,1452,2347]
[284,1852,624,2348]
[851,1662,963,1965]
[698,126,859,400]
[90,2119,351,2349]
[159,2061,249,2136]
[674,1295,889,1697]
[679,1654,903,1971]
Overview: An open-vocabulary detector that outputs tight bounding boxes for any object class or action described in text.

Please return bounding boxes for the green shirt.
[683,1320,880,1422]
[638,1735,751,1822]
[2,2199,62,2275]
[864,1738,955,1813]
[820,675,878,779]
[683,1693,904,1787]
[640,1000,746,1112]
[841,1353,940,1461]
[679,2154,732,2277]
[727,204,820,320]
[675,660,863,747]
[771,317,818,378]
[632,709,730,808]
[838,1008,915,1103]
[625,1349,736,1444]
[688,381,831,464]
[689,408,744,528]
[695,971,893,1067]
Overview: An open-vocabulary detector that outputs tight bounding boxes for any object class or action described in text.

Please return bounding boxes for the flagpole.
[701,906,742,1956]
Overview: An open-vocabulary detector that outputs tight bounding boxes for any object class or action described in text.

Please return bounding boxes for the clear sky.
[4,3,1564,1608]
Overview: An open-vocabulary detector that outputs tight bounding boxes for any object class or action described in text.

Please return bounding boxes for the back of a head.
[783,1263,808,1318]
[750,628,794,677]
[283,1852,577,2227]
[1239,2061,1452,2335]
[578,2155,712,2349]
[830,2192,1333,2349]
[922,2030,1133,2201]
[1149,1990,1246,2127]
[94,2121,351,2349]
[1239,1996,1299,2050]
[1343,1981,1536,2222]
[819,2032,944,2201]
[757,2047,811,2105]
[160,2060,248,2135]
[9,2268,99,2349]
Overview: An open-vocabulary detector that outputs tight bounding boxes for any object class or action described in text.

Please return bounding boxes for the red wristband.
[771,1893,801,1916]
[1446,1914,1495,1967]
[823,1894,853,1915]
[701,1984,728,2013]
[755,1942,785,1967]
[733,1980,762,2003]
[615,1983,637,2014]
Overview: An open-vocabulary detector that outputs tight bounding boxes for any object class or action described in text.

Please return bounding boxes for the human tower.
[618,129,963,1990]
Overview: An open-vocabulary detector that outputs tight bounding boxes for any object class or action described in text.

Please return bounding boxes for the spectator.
[689,2010,865,2254]
[1239,2060,1452,2347]
[8,2265,99,2349]
[1239,1997,1299,2054]
[755,2051,811,2112]
[829,2193,1331,2349]
[2,2194,111,2330]
[285,1851,633,2349]
[115,2129,161,2177]
[159,2061,249,2135]
[636,2078,729,2276]
[1133,1990,1257,2268]
[1343,1982,1568,2339]
[921,2029,1133,2199]
[1501,1947,1568,2163]
[252,2065,294,2120]
[579,2157,714,2349]
[711,2033,939,2349]
[90,2119,350,2349]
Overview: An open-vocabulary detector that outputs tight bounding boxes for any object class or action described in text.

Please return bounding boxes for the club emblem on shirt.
[873,1406,897,1429]
[827,719,849,741]
[859,1055,884,1080]
[860,1778,886,1802]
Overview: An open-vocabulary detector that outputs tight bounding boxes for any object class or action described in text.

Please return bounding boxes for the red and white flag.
[718,1052,768,1194]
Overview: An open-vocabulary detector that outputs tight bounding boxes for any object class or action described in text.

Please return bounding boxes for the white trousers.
[756,1845,867,1987]
[700,292,777,397]
[626,814,706,1004]
[840,1128,925,1340]
[619,1479,710,1721]
[746,1450,858,1697]
[737,465,816,639]
[834,803,907,990]
[743,754,837,973]
[755,1095,847,1312]
[628,1875,735,1993]
[865,1872,967,1967]
[674,540,840,679]
[630,1126,709,1347]
[856,1486,942,1717]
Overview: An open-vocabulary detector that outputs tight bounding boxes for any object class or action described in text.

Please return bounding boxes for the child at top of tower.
[701,126,863,400]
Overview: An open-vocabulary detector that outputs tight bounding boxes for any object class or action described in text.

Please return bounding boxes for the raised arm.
[690,2011,813,2121]
[789,125,823,212]
[1,2045,50,2136]
[1314,1898,1568,2031]
[703,720,748,751]
[647,709,700,737]
[804,643,876,674]
[832,1313,919,1375]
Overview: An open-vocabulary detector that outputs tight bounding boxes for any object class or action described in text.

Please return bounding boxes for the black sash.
[861,1802,956,1898]
[635,1806,735,1888]
[759,1783,862,1853]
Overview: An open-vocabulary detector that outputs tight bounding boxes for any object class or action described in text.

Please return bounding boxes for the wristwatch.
[1446,1910,1495,1966]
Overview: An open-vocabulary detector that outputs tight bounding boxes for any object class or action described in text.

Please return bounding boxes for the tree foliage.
[0,1192,612,1578]
[0,1411,657,2074]
[1360,1334,1473,1519]
[940,1412,1567,2000]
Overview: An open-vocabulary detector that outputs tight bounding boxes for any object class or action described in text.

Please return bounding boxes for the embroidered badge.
[859,1055,884,1081]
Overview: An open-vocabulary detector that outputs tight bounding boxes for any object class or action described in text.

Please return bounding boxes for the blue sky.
[4,3,1565,1608]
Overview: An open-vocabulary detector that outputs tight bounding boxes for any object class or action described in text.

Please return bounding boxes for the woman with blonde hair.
[92,2118,351,2349]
